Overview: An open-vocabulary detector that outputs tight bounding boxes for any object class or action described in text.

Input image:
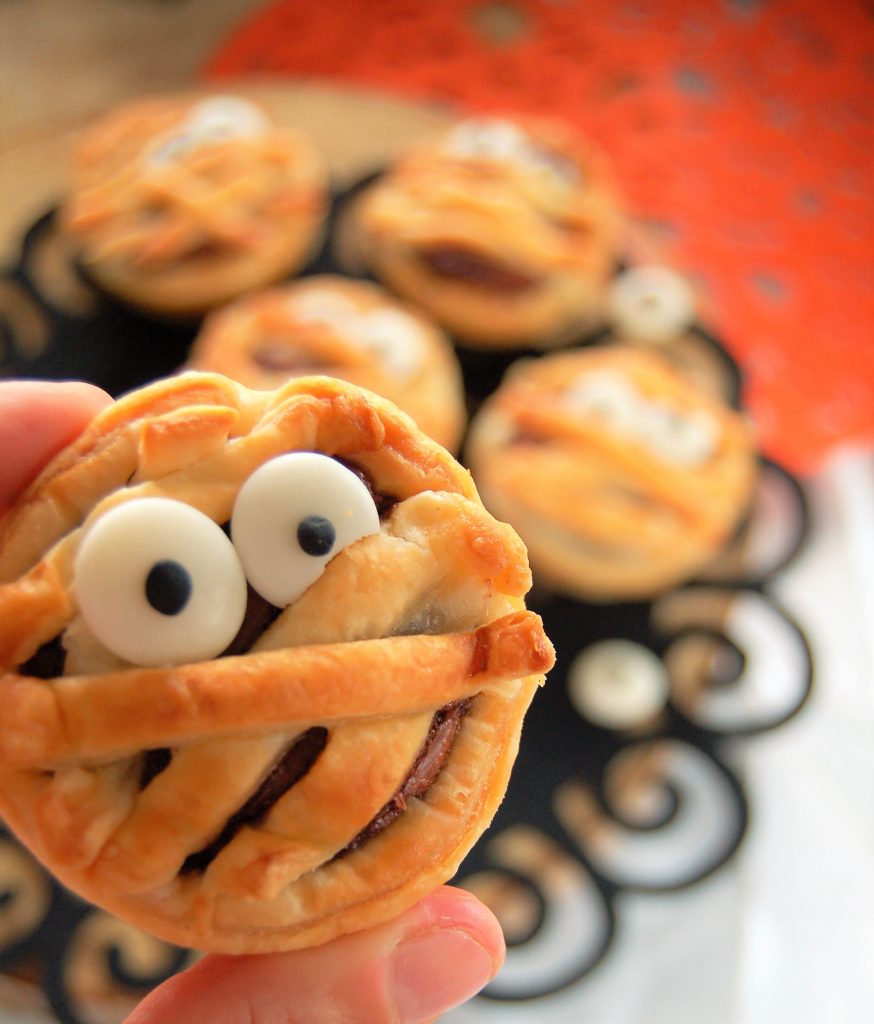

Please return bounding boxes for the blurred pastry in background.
[353,115,622,349]
[466,346,757,601]
[188,276,466,451]
[60,94,328,317]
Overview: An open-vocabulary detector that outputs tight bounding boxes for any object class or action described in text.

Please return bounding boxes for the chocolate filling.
[419,246,536,293]
[337,697,473,858]
[18,636,66,679]
[180,726,329,874]
[339,460,399,519]
[220,583,283,658]
[140,748,173,788]
[252,344,330,374]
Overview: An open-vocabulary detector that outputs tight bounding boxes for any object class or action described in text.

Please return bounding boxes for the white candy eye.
[185,96,270,143]
[568,640,669,730]
[357,309,425,379]
[231,453,380,607]
[148,97,269,168]
[445,119,526,161]
[74,498,248,667]
[565,370,638,432]
[607,266,697,344]
[642,403,718,466]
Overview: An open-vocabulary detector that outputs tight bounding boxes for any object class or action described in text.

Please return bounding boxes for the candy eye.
[446,119,526,161]
[231,453,380,608]
[607,266,697,344]
[568,640,669,730]
[643,404,719,466]
[185,96,270,143]
[148,97,268,168]
[565,370,638,432]
[357,309,425,379]
[73,498,248,667]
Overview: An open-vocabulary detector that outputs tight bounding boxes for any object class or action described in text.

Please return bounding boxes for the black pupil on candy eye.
[297,515,336,557]
[145,560,193,616]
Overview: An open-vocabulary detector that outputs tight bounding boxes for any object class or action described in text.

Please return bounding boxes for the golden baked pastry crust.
[466,347,757,600]
[188,276,467,452]
[60,95,328,317]
[354,115,623,348]
[0,373,553,952]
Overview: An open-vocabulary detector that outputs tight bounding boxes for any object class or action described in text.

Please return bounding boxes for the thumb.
[125,886,504,1024]
[0,380,111,510]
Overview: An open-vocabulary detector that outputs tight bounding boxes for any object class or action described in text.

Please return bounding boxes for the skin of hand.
[0,380,506,1024]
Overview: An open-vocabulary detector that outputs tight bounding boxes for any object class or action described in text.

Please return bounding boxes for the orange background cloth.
[205,0,874,474]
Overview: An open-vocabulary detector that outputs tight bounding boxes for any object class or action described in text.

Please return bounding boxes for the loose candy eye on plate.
[231,452,381,608]
[73,497,249,667]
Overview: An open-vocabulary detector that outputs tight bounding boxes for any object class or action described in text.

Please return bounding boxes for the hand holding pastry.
[0,373,553,956]
[0,379,521,1024]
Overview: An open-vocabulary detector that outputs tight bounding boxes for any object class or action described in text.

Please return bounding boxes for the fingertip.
[413,885,506,972]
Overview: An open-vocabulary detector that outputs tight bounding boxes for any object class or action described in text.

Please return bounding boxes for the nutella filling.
[180,726,329,874]
[419,246,536,293]
[337,697,473,858]
[18,635,66,679]
[252,344,330,374]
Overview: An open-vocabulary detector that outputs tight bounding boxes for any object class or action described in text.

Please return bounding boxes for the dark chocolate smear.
[180,726,328,874]
[252,344,329,374]
[337,698,472,858]
[419,246,536,293]
[140,748,173,789]
[220,583,283,658]
[18,635,66,679]
[337,459,399,519]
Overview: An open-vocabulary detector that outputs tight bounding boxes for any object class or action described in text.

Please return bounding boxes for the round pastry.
[188,276,467,451]
[60,94,328,317]
[353,115,623,348]
[0,373,553,953]
[466,347,757,601]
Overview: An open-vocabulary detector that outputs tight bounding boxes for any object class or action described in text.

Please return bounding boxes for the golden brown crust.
[466,347,757,600]
[0,372,552,952]
[59,95,328,316]
[354,115,623,348]
[188,276,467,451]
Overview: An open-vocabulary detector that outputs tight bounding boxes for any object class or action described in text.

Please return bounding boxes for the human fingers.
[0,380,111,511]
[125,886,505,1024]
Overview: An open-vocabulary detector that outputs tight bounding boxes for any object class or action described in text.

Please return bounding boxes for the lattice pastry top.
[466,346,757,600]
[0,373,553,952]
[355,115,623,347]
[188,275,467,452]
[60,95,328,316]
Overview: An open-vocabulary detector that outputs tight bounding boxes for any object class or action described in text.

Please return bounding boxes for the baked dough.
[466,347,757,600]
[353,115,623,348]
[0,373,553,953]
[188,276,467,451]
[60,95,328,317]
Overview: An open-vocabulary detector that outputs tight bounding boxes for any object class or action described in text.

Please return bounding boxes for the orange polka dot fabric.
[204,0,874,473]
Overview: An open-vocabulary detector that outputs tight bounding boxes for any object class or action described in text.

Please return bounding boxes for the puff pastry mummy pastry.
[0,373,553,953]
[188,276,466,451]
[354,116,623,348]
[466,347,757,600]
[60,95,327,316]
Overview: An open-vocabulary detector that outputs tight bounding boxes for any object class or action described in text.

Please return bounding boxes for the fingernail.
[392,927,496,1024]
